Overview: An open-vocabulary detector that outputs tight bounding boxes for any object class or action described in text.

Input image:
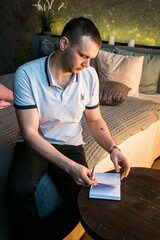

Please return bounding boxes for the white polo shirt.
[14,53,99,145]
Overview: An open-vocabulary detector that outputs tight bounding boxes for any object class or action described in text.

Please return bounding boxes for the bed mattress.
[95,119,160,172]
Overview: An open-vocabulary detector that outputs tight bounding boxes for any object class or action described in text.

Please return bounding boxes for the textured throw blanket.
[82,97,160,167]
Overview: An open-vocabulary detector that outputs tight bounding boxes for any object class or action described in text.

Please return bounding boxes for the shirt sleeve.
[14,67,37,109]
[85,67,99,109]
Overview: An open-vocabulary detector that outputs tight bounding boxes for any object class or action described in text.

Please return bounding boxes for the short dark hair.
[61,17,102,47]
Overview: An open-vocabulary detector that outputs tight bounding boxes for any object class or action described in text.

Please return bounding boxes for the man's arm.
[84,107,130,179]
[15,108,96,186]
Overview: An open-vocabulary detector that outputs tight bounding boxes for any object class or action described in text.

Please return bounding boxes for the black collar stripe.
[45,57,50,86]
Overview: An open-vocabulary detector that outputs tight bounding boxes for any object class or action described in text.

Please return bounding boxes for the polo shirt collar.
[45,53,78,87]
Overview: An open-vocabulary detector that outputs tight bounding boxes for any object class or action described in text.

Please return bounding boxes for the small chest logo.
[81,94,84,100]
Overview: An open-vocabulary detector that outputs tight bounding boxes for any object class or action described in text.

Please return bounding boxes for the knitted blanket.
[82,97,160,167]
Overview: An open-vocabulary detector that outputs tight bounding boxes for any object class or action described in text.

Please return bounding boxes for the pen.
[91,166,95,180]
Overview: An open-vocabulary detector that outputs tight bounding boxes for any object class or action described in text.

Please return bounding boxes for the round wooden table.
[78,167,160,240]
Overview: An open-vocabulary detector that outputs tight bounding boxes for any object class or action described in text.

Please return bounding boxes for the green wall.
[0,0,160,75]
[53,0,160,47]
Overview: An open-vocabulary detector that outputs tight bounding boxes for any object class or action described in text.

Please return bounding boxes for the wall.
[53,0,160,47]
[0,0,159,75]
[0,0,34,75]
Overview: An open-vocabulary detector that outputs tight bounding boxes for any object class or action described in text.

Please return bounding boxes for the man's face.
[61,36,100,74]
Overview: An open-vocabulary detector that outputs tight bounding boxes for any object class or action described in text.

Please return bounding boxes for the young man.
[5,17,130,240]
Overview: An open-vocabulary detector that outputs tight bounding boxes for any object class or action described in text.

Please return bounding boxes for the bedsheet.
[95,119,160,172]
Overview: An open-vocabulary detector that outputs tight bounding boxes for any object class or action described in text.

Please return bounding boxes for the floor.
[80,232,93,240]
[80,157,160,240]
[151,156,160,170]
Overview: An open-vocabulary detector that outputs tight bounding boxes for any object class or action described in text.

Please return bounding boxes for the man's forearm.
[87,118,115,153]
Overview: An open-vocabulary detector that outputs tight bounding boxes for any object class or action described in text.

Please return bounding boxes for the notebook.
[89,172,121,201]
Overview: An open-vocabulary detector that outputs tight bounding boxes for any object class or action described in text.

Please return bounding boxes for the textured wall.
[54,0,160,46]
[0,0,160,75]
[0,0,34,75]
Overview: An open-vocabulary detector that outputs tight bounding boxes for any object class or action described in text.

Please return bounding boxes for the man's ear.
[59,36,69,51]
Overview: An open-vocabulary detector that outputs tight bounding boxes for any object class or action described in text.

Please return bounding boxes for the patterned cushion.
[99,81,131,105]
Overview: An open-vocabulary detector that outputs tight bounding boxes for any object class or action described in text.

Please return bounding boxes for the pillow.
[115,47,134,56]
[0,84,13,109]
[99,81,131,106]
[115,47,160,94]
[139,55,160,94]
[158,76,160,94]
[96,50,144,97]
[40,39,59,56]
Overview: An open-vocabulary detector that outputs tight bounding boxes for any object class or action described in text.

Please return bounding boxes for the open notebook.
[89,172,121,201]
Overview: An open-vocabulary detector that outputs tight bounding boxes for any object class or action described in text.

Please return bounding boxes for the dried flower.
[33,0,64,32]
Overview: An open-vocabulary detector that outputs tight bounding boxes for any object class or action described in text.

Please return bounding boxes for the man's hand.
[110,149,130,180]
[68,163,97,186]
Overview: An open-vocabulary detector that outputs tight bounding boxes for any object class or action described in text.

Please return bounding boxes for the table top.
[78,167,160,240]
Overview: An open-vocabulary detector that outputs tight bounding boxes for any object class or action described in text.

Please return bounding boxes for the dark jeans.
[5,142,88,240]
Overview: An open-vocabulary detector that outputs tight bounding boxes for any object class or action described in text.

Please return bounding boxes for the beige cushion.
[99,81,131,106]
[96,50,144,97]
[115,47,160,94]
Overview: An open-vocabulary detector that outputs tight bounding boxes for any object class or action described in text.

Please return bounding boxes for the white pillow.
[96,50,144,97]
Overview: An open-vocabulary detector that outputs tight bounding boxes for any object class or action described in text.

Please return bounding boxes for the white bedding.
[95,119,160,172]
[95,94,160,173]
[139,93,160,103]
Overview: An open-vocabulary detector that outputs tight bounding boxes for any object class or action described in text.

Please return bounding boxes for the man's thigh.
[48,144,87,200]
[6,142,48,192]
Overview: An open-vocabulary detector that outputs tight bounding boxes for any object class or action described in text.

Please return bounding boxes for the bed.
[82,96,160,172]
